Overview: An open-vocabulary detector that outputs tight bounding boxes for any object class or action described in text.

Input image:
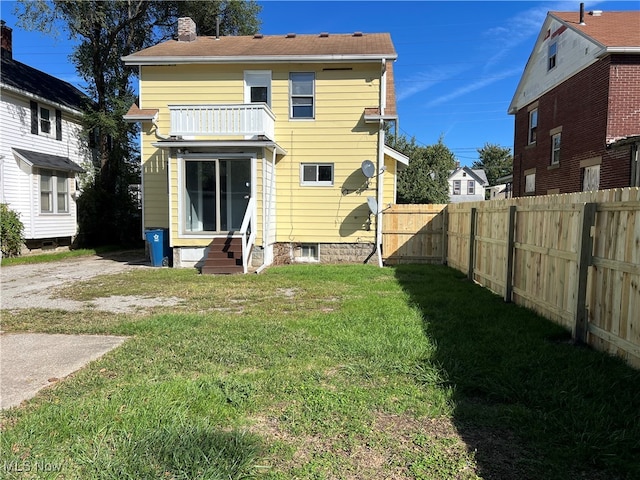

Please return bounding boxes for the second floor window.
[39,106,52,135]
[467,180,475,195]
[30,101,62,140]
[290,72,315,119]
[548,42,558,70]
[453,180,461,195]
[551,133,561,164]
[528,109,538,144]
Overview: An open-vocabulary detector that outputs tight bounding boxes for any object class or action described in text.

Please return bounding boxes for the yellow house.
[123,18,408,273]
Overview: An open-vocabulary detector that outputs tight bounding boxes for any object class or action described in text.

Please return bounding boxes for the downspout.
[376,119,384,267]
[376,58,387,268]
[152,118,170,140]
[256,148,276,273]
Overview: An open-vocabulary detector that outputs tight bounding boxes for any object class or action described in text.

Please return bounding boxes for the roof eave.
[0,82,85,117]
[122,53,398,66]
[597,47,640,58]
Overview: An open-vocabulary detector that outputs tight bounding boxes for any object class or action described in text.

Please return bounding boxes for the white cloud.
[425,67,523,108]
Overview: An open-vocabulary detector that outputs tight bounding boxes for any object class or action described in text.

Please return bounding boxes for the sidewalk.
[0,333,126,409]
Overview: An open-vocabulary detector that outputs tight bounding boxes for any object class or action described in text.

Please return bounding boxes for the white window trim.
[548,41,558,71]
[528,109,538,145]
[467,180,475,195]
[290,72,315,120]
[38,105,55,138]
[551,132,561,165]
[295,243,320,263]
[300,163,333,186]
[39,169,69,214]
[244,70,272,107]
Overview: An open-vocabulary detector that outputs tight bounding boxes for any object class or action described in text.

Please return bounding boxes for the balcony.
[168,104,275,140]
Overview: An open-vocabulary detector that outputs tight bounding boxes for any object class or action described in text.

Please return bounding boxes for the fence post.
[574,202,597,344]
[468,207,477,281]
[504,205,517,302]
[442,206,449,265]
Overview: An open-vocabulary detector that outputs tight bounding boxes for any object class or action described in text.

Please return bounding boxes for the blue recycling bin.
[145,228,169,267]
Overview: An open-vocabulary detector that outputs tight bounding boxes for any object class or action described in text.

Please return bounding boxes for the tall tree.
[15,0,261,245]
[388,134,456,204]
[472,143,513,187]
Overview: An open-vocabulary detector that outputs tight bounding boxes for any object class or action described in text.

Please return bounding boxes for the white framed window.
[548,42,558,70]
[551,132,561,164]
[31,101,61,140]
[528,109,538,144]
[290,72,315,119]
[301,163,333,186]
[525,173,536,194]
[40,169,69,213]
[583,165,600,191]
[39,106,52,136]
[244,70,271,106]
[296,243,319,262]
[467,180,475,195]
[452,180,461,195]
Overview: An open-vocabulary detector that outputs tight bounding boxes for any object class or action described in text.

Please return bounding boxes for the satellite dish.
[361,160,376,178]
[367,196,378,215]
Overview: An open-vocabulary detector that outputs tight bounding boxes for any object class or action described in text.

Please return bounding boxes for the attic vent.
[253,33,263,39]
[353,31,363,37]
[286,33,296,38]
[319,32,329,38]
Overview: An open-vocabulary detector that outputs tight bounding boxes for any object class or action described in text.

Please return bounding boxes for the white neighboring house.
[0,22,91,252]
[448,166,488,203]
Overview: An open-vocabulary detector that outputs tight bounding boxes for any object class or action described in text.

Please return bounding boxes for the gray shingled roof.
[1,52,87,112]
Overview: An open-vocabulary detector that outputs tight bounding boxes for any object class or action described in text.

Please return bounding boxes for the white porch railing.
[168,104,275,140]
[239,196,257,274]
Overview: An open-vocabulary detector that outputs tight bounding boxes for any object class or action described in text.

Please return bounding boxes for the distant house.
[448,166,487,203]
[122,18,408,273]
[0,21,91,252]
[509,8,640,197]
[488,173,513,200]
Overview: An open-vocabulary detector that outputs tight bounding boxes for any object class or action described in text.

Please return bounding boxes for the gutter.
[122,53,398,66]
[0,83,84,117]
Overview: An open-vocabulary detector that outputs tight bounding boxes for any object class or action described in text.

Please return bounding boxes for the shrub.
[0,204,25,257]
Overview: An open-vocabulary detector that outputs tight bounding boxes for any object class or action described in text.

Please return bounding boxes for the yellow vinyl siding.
[138,61,389,247]
[271,64,380,243]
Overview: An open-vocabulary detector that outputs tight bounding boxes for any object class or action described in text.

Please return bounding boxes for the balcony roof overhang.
[151,139,287,156]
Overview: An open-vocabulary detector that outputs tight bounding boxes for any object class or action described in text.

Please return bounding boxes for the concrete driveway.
[0,251,169,409]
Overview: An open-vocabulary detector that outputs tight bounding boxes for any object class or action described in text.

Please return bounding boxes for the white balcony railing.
[168,103,275,140]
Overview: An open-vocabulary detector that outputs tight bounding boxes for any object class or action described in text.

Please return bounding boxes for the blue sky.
[2,1,637,165]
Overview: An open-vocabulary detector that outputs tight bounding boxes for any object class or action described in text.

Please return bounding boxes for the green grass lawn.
[1,264,639,479]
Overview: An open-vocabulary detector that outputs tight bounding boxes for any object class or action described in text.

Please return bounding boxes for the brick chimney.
[178,17,196,42]
[1,21,12,59]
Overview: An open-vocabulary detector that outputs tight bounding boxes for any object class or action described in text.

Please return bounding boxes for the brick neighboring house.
[509,8,640,197]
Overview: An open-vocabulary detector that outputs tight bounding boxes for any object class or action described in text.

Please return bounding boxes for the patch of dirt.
[248,411,480,479]
[0,252,183,314]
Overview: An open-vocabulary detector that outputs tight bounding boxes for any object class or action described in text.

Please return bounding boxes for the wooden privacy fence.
[382,188,640,369]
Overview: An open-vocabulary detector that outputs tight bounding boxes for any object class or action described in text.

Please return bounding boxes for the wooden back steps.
[201,235,243,275]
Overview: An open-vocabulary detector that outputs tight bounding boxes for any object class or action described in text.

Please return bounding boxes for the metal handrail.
[239,196,256,274]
